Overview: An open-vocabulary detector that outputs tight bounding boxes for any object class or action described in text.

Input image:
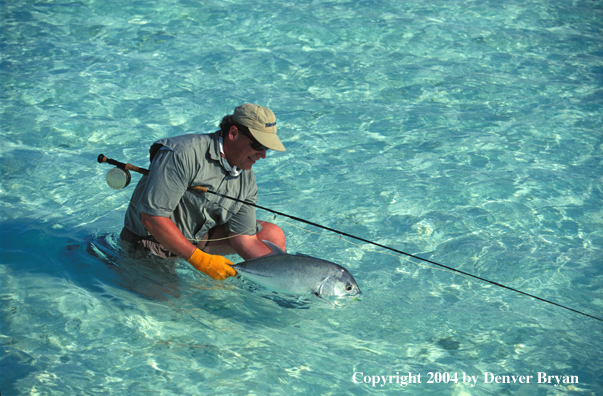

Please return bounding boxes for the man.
[120,103,287,280]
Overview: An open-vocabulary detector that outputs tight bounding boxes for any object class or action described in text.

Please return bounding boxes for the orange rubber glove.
[187,248,237,280]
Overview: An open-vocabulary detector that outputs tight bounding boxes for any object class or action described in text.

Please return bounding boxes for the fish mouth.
[348,284,362,296]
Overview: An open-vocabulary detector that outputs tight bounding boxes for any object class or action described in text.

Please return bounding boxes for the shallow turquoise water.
[1,0,602,394]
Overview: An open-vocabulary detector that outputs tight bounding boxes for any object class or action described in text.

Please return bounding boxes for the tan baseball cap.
[233,103,286,152]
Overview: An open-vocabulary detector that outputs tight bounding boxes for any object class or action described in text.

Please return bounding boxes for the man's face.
[224,126,267,170]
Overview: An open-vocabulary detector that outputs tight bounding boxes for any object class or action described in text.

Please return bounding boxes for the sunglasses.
[238,127,269,152]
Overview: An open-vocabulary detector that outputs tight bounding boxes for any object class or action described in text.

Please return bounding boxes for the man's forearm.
[140,213,197,259]
[140,212,236,280]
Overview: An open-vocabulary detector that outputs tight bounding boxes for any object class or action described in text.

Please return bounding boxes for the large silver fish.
[232,241,361,297]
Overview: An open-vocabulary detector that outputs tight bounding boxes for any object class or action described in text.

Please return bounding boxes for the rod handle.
[97,154,149,176]
[189,186,209,193]
[124,163,149,176]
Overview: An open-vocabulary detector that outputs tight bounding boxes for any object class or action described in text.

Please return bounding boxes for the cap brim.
[249,129,286,152]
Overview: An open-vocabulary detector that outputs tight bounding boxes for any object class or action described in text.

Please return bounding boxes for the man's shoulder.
[153,132,221,164]
[156,132,216,152]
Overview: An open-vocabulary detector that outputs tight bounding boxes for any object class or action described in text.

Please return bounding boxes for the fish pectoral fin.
[261,240,286,256]
[316,276,332,296]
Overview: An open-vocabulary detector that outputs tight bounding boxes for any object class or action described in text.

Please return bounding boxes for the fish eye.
[345,284,353,291]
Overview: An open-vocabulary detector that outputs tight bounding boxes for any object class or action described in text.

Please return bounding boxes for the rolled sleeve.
[225,197,262,236]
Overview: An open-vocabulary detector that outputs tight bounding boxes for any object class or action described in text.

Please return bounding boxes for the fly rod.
[98,154,603,322]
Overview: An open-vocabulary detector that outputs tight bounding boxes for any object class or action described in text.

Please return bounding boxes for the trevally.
[232,241,361,297]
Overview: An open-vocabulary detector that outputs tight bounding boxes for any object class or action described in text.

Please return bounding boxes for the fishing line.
[275,217,462,277]
[216,193,603,322]
[99,154,603,322]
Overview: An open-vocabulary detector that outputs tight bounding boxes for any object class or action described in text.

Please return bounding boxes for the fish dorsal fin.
[261,240,286,256]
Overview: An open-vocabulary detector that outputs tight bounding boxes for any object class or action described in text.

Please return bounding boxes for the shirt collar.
[209,131,222,161]
[216,132,242,177]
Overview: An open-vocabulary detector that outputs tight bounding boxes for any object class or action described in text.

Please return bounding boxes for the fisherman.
[120,103,287,280]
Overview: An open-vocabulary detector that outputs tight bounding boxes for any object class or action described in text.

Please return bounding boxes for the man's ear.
[227,125,239,140]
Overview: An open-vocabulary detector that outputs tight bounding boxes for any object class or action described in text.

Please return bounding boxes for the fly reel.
[105,167,131,190]
[98,154,149,190]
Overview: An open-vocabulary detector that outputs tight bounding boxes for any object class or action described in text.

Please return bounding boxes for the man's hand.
[187,248,237,280]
